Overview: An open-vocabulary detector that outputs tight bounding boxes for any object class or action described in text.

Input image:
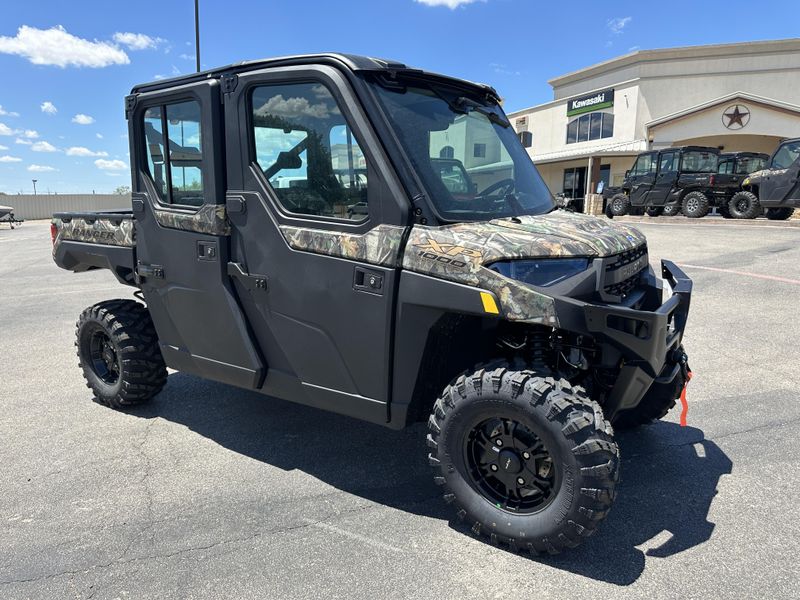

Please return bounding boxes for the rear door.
[222,65,409,424]
[762,140,800,202]
[647,150,679,205]
[629,152,657,206]
[129,80,264,388]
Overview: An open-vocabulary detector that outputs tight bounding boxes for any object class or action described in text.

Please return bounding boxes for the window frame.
[245,76,380,226]
[566,110,614,145]
[134,81,220,212]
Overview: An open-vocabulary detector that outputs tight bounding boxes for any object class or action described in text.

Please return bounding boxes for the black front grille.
[603,244,648,300]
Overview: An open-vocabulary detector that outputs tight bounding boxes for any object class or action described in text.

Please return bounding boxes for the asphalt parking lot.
[2,218,799,599]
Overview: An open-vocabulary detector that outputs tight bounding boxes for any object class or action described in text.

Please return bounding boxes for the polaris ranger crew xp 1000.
[52,54,692,554]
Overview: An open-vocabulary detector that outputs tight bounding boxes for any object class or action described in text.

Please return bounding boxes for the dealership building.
[507,39,800,201]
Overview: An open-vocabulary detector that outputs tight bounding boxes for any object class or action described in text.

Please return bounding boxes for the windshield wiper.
[453,97,511,128]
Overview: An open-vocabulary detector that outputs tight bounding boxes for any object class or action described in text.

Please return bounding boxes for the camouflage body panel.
[280,224,405,267]
[52,216,135,257]
[743,168,788,187]
[403,211,647,325]
[152,203,230,236]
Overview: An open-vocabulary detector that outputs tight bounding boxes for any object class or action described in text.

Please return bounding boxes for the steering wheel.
[478,178,515,198]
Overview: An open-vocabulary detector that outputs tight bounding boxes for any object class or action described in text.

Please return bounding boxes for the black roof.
[719,151,770,159]
[130,52,498,99]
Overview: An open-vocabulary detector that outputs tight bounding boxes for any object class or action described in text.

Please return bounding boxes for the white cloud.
[0,123,16,136]
[28,164,57,172]
[0,105,19,117]
[254,95,337,120]
[0,144,7,150]
[0,155,22,162]
[179,53,194,61]
[72,113,95,125]
[490,62,521,76]
[415,0,484,7]
[22,129,39,138]
[112,32,164,51]
[40,101,57,115]
[95,158,128,170]
[0,25,130,68]
[31,141,58,152]
[15,138,32,145]
[96,133,103,139]
[607,17,632,34]
[66,146,108,157]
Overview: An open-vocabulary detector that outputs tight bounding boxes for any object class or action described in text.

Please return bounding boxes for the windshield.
[735,156,767,174]
[370,78,554,220]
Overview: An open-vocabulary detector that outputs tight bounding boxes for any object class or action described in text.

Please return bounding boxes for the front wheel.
[427,365,619,554]
[662,203,682,217]
[76,299,167,409]
[645,206,663,217]
[608,193,630,217]
[728,191,761,219]
[765,207,795,220]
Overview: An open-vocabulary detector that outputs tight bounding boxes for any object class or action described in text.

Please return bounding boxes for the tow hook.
[674,350,692,427]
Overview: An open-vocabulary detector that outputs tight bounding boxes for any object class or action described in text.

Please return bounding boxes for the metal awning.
[531,139,648,164]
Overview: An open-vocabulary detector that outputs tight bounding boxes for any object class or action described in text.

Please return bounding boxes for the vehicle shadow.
[128,373,732,586]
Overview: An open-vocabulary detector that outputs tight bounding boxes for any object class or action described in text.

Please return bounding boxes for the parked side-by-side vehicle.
[51,54,692,554]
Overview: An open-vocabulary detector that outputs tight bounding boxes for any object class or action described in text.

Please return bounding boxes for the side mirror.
[275,151,302,171]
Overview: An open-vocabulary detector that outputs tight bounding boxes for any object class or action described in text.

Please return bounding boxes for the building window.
[518,131,532,148]
[566,111,614,144]
[439,145,455,159]
[142,100,205,206]
[473,143,486,158]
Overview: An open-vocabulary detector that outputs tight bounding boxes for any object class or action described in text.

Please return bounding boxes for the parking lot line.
[677,263,800,286]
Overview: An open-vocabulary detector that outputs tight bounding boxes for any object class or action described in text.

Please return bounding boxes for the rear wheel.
[76,299,167,409]
[428,365,619,554]
[682,191,710,218]
[608,193,630,217]
[728,191,761,219]
[766,207,795,220]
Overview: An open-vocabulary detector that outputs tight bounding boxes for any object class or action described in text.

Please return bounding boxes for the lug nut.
[495,439,503,446]
[517,477,525,485]
[522,452,530,460]
[490,464,498,472]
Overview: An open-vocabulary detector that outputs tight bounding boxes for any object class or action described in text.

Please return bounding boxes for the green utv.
[52,54,692,554]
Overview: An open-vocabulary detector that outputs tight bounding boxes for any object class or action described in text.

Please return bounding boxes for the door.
[762,140,800,202]
[648,151,679,206]
[562,167,586,200]
[223,66,409,424]
[628,152,657,206]
[130,80,264,388]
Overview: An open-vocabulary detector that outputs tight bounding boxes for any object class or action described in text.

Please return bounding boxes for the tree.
[113,185,131,195]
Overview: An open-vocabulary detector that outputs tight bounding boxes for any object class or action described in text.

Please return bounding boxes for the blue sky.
[0,0,796,194]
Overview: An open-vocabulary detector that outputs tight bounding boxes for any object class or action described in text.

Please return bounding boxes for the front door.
[130,80,264,389]
[223,66,408,424]
[763,140,800,202]
[628,152,657,206]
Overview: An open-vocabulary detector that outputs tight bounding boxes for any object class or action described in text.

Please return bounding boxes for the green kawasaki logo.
[567,88,614,116]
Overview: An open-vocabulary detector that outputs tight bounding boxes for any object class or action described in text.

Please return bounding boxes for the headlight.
[488,258,590,287]
[743,177,750,186]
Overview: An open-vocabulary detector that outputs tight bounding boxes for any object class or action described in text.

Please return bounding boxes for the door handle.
[228,262,268,292]
[354,266,384,295]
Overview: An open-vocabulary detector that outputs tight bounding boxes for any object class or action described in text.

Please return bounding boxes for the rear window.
[681,151,717,173]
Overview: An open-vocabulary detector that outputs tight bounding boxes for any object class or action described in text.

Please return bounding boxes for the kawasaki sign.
[566,89,614,116]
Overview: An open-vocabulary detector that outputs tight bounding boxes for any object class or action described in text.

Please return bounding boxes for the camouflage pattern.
[402,211,647,325]
[52,216,135,257]
[279,224,405,267]
[743,168,788,188]
[153,203,230,236]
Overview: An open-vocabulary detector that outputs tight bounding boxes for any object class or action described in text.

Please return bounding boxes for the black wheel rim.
[88,329,120,385]
[464,417,558,514]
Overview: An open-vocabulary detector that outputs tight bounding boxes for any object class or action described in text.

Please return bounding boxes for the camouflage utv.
[52,54,692,554]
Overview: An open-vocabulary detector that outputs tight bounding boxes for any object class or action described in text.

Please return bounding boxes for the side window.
[659,152,678,172]
[717,159,733,175]
[251,82,369,221]
[142,100,205,206]
[772,141,800,170]
[631,153,656,176]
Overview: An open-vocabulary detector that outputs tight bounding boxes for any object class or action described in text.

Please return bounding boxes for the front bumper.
[553,260,692,417]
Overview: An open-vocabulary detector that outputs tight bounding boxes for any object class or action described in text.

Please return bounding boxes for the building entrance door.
[563,167,587,200]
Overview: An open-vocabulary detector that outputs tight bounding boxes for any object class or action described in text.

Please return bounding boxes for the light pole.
[31,179,38,195]
[194,0,201,73]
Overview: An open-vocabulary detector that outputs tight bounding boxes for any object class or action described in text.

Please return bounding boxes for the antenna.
[194,0,201,73]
